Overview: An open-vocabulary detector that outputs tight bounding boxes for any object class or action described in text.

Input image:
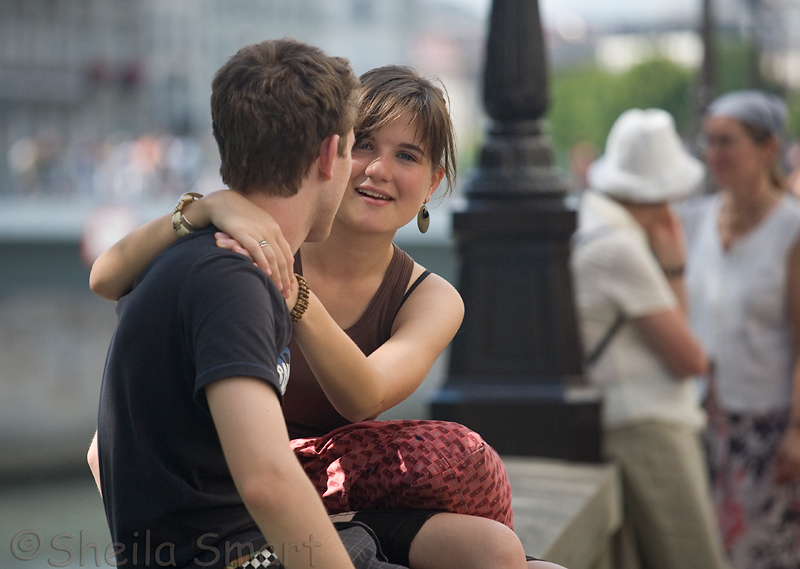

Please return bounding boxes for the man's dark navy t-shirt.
[97,227,292,568]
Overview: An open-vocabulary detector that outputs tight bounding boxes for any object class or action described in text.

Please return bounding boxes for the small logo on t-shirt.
[276,346,290,395]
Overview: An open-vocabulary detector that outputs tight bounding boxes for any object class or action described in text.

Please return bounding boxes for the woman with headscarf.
[683,90,800,569]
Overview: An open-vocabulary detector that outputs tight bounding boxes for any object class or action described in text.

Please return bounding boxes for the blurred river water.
[0,475,113,569]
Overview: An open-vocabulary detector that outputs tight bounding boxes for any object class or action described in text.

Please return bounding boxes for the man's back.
[98,227,291,568]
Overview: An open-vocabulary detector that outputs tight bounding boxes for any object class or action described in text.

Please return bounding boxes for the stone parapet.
[506,457,622,569]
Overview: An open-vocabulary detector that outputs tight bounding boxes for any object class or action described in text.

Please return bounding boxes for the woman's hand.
[203,190,294,298]
[215,231,295,298]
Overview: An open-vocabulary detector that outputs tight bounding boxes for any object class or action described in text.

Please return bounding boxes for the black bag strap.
[584,311,626,366]
[571,222,627,366]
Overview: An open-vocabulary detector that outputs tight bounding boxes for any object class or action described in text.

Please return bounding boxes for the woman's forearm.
[88,189,295,301]
[89,195,216,301]
[89,212,184,301]
[775,238,800,482]
[291,276,464,421]
[291,291,391,421]
[786,238,800,422]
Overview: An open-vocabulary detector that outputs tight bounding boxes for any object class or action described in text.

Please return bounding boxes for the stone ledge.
[0,457,623,568]
[504,457,622,569]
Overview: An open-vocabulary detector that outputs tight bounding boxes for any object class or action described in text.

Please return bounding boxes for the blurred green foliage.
[545,32,799,169]
[547,58,694,163]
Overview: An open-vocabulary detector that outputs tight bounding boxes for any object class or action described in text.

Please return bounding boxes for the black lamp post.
[693,0,716,138]
[430,0,602,462]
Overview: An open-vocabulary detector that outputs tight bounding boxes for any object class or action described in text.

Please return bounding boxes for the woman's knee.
[480,522,527,568]
[408,513,526,569]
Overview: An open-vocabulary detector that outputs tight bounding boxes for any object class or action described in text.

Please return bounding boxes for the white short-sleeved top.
[684,193,800,413]
[571,191,705,429]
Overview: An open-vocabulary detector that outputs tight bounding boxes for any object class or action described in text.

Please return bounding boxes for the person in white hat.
[571,108,728,569]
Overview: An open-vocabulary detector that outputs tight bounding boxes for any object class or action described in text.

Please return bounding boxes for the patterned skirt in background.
[705,407,800,569]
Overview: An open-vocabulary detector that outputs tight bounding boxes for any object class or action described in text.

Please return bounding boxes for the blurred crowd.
[573,91,800,569]
[4,129,217,200]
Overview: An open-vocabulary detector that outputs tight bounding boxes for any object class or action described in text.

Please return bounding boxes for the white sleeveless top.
[684,193,800,412]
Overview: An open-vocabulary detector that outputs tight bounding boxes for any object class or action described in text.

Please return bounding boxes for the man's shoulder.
[161,230,267,284]
[129,230,285,318]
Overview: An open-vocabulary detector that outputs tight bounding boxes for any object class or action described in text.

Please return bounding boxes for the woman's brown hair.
[356,65,457,196]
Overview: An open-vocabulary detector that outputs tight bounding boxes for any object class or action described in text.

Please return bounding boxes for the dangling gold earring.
[417,202,430,234]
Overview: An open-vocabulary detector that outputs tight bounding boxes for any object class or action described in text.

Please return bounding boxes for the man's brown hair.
[211,38,359,196]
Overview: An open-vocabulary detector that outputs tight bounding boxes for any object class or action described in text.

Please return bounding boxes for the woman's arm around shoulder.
[291,267,464,422]
[89,210,182,301]
[89,190,294,301]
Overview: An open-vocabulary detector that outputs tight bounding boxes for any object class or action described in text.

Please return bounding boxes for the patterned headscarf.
[707,90,787,135]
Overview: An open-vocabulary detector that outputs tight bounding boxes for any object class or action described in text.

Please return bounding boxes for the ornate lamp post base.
[430,0,603,461]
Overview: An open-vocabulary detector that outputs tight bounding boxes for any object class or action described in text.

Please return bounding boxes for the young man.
[94,39,362,569]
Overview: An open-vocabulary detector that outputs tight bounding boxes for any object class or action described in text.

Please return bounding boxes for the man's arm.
[206,376,355,569]
[634,309,708,377]
[637,206,708,377]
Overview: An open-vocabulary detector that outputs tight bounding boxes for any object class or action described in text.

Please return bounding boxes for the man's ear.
[317,134,340,181]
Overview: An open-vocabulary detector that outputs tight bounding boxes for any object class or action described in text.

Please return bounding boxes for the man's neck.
[242,190,310,254]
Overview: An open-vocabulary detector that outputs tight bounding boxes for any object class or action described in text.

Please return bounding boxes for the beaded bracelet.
[290,274,310,322]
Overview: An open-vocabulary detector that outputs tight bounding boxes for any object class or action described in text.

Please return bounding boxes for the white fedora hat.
[587,108,704,203]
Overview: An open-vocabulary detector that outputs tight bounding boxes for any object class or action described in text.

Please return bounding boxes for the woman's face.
[702,116,773,190]
[337,111,444,235]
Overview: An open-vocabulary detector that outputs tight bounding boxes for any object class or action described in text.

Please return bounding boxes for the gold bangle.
[290,273,310,323]
[172,192,203,237]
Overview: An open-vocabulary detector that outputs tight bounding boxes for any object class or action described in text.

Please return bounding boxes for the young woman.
[88,66,562,569]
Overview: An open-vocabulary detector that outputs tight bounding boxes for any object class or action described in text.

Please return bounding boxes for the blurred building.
[543,0,800,90]
[747,0,800,90]
[0,0,485,201]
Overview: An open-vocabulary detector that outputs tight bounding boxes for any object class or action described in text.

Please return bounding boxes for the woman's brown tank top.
[282,244,415,439]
